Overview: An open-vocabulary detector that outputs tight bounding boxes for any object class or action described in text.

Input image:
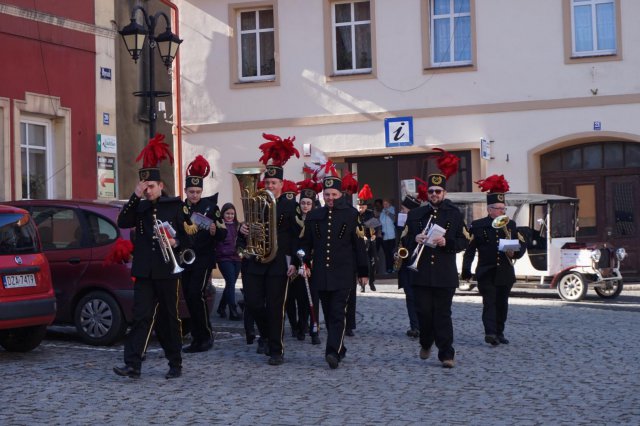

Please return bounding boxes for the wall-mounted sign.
[385,116,413,147]
[593,121,602,131]
[97,155,116,199]
[100,67,112,80]
[103,113,110,125]
[97,134,117,154]
[480,138,492,160]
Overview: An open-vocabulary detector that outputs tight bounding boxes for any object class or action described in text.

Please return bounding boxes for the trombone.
[153,214,184,274]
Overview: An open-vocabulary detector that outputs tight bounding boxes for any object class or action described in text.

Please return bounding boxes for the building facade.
[175,0,639,275]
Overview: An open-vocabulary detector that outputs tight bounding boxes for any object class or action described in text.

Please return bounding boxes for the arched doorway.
[540,141,640,278]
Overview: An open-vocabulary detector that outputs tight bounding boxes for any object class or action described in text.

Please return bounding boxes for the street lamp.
[119,6,182,139]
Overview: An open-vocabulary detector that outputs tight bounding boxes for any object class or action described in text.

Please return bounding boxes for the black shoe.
[311,334,321,345]
[228,305,241,321]
[406,328,419,338]
[113,365,140,379]
[369,282,376,291]
[165,366,182,379]
[485,335,500,346]
[268,354,284,366]
[216,304,226,319]
[256,339,270,355]
[345,329,354,337]
[497,335,510,344]
[246,333,256,345]
[325,353,339,369]
[360,283,365,293]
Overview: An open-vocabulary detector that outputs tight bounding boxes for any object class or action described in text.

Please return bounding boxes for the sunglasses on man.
[428,189,443,194]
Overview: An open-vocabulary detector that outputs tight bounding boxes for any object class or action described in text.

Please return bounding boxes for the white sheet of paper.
[425,224,446,247]
[499,239,521,252]
[397,212,407,227]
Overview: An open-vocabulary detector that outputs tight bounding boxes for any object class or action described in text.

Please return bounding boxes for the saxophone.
[230,167,278,263]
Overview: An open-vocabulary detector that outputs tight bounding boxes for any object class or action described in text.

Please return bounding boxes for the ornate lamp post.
[119,6,182,139]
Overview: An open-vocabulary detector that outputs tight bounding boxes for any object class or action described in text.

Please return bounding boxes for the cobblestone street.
[2,281,639,425]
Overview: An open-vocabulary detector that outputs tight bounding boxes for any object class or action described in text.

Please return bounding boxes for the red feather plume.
[433,148,460,179]
[358,184,373,201]
[475,174,510,193]
[297,178,322,194]
[341,172,358,195]
[186,155,210,178]
[103,238,133,266]
[414,177,429,202]
[282,179,299,194]
[257,180,265,190]
[135,133,174,168]
[258,133,300,166]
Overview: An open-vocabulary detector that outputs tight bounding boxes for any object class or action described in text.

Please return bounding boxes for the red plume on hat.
[103,238,133,266]
[415,177,429,202]
[186,155,210,178]
[297,178,322,194]
[341,172,358,195]
[258,133,300,166]
[433,147,460,179]
[282,179,299,194]
[358,184,373,201]
[475,174,510,193]
[257,179,265,190]
[135,133,174,168]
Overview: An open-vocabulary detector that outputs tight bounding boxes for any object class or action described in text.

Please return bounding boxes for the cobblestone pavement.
[1,280,639,425]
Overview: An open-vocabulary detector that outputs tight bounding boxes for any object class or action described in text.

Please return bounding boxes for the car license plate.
[2,274,36,288]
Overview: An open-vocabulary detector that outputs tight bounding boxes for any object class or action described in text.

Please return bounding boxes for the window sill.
[325,72,376,83]
[566,53,621,64]
[423,63,476,74]
[231,79,279,89]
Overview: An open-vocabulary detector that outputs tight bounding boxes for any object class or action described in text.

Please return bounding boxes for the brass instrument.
[231,167,278,263]
[152,214,184,274]
[492,214,516,265]
[407,213,435,272]
[179,248,196,265]
[392,243,409,272]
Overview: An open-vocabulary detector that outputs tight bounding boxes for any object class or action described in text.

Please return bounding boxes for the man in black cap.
[356,184,377,293]
[300,175,369,369]
[181,156,227,353]
[397,194,422,338]
[240,161,300,366]
[461,176,526,346]
[404,172,469,369]
[113,134,188,379]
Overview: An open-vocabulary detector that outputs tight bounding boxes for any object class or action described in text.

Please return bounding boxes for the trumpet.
[392,244,409,272]
[407,213,434,272]
[153,214,184,274]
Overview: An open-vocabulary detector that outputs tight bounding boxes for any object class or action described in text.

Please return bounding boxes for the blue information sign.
[385,117,413,147]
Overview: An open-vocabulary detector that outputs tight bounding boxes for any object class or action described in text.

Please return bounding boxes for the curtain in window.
[595,3,615,50]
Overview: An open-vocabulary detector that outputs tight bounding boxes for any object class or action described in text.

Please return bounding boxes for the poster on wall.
[97,155,116,199]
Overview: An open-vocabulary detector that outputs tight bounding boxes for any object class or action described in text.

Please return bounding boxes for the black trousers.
[478,281,513,337]
[399,267,419,331]
[124,277,182,370]
[181,267,213,344]
[346,283,357,330]
[413,286,456,362]
[243,273,288,356]
[286,276,309,332]
[319,287,351,358]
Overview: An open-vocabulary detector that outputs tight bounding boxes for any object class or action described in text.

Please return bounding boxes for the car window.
[31,207,84,250]
[0,212,39,255]
[84,211,119,246]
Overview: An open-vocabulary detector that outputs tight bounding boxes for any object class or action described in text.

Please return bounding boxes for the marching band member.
[300,174,369,369]
[357,184,377,293]
[404,149,469,369]
[461,175,526,346]
[239,133,300,366]
[181,156,227,353]
[341,172,360,337]
[113,134,187,379]
[397,192,422,338]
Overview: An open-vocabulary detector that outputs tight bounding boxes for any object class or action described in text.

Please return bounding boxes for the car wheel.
[74,291,126,346]
[557,272,588,302]
[0,325,48,352]
[594,280,623,299]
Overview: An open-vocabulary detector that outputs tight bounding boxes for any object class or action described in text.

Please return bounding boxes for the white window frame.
[331,0,372,75]
[237,7,276,82]
[430,0,472,67]
[20,118,52,199]
[571,0,616,57]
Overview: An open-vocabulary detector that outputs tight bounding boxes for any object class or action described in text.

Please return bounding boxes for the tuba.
[231,167,278,263]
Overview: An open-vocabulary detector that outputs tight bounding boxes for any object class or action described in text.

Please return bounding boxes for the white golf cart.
[448,193,627,302]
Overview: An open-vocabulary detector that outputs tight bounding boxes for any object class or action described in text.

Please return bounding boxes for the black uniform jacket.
[183,195,227,271]
[242,194,301,276]
[301,197,369,291]
[404,199,469,288]
[117,193,188,279]
[461,216,527,285]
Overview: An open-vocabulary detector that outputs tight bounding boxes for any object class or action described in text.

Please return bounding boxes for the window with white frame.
[332,1,372,75]
[238,8,276,81]
[430,0,472,66]
[571,0,616,56]
[20,121,50,199]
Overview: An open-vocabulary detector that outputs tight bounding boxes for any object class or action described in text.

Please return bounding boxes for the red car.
[0,205,56,352]
[7,200,214,346]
